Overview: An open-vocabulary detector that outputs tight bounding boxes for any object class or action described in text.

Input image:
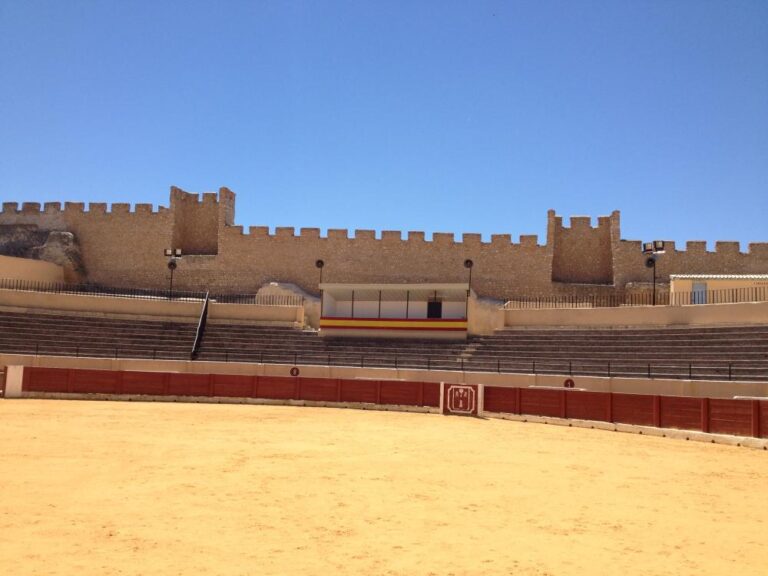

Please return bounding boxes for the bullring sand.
[1,399,766,575]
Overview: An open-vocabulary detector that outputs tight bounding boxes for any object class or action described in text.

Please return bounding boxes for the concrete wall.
[505,300,768,328]
[3,352,766,399]
[0,288,201,320]
[671,278,768,292]
[0,255,64,283]
[0,288,303,325]
[2,187,767,299]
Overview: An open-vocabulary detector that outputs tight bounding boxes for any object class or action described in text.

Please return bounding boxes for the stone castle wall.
[2,187,767,299]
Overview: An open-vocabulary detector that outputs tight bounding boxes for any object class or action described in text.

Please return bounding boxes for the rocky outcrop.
[0,225,85,282]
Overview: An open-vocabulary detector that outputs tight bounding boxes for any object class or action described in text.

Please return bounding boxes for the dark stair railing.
[190,292,210,360]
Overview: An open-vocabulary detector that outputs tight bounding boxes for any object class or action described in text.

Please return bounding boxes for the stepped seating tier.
[1,309,767,381]
[0,311,196,360]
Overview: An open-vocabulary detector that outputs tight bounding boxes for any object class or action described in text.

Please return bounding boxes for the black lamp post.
[164,248,182,299]
[642,241,665,305]
[464,259,474,318]
[316,259,325,316]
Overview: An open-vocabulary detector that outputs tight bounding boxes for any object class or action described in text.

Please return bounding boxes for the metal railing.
[190,292,210,360]
[0,278,207,301]
[6,341,767,382]
[0,278,304,306]
[504,285,768,310]
[211,293,304,306]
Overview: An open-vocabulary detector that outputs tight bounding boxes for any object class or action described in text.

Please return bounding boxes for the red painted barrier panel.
[759,401,768,439]
[565,391,611,422]
[122,371,167,395]
[211,374,254,398]
[610,394,655,426]
[69,370,119,395]
[256,376,297,400]
[379,381,422,406]
[483,386,519,414]
[339,379,378,404]
[660,396,702,431]
[168,373,211,397]
[18,367,766,439]
[298,378,339,402]
[422,382,440,407]
[520,388,563,418]
[24,367,69,392]
[708,399,753,437]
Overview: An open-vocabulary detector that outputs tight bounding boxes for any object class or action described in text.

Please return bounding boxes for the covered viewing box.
[319,283,471,339]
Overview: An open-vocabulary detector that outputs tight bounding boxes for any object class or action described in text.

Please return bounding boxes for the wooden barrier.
[20,367,439,409]
[17,367,767,438]
[482,385,767,439]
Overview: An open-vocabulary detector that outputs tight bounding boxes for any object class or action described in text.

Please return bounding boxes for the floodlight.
[164,248,173,257]
[642,242,654,254]
[174,249,182,257]
[653,240,665,253]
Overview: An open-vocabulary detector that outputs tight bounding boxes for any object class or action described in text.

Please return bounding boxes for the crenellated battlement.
[619,238,768,256]
[219,222,546,248]
[2,187,765,298]
[0,200,167,217]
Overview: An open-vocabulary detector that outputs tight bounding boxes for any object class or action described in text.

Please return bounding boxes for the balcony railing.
[504,286,768,310]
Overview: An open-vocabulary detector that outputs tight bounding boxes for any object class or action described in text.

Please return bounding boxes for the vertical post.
[405,290,410,319]
[378,290,382,319]
[464,259,474,320]
[752,400,761,438]
[316,260,325,317]
[701,398,710,433]
[351,290,355,318]
[653,395,661,428]
[169,265,174,300]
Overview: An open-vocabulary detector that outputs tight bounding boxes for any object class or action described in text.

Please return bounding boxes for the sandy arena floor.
[1,399,766,575]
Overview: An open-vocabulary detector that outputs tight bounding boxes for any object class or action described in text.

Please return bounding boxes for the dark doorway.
[427,300,443,319]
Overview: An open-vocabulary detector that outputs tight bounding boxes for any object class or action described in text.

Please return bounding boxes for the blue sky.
[1,1,766,247]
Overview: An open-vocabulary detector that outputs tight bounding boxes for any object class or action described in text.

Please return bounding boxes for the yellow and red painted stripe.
[319,317,468,331]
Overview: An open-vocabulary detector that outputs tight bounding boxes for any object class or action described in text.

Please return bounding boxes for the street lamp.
[164,248,182,299]
[316,259,325,316]
[642,241,665,305]
[464,259,474,318]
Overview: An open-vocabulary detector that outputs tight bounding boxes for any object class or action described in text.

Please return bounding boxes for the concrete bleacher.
[2,307,767,381]
[465,326,768,380]
[196,323,471,370]
[0,310,196,360]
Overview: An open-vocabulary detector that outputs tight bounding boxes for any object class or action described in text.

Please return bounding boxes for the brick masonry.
[1,187,767,299]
